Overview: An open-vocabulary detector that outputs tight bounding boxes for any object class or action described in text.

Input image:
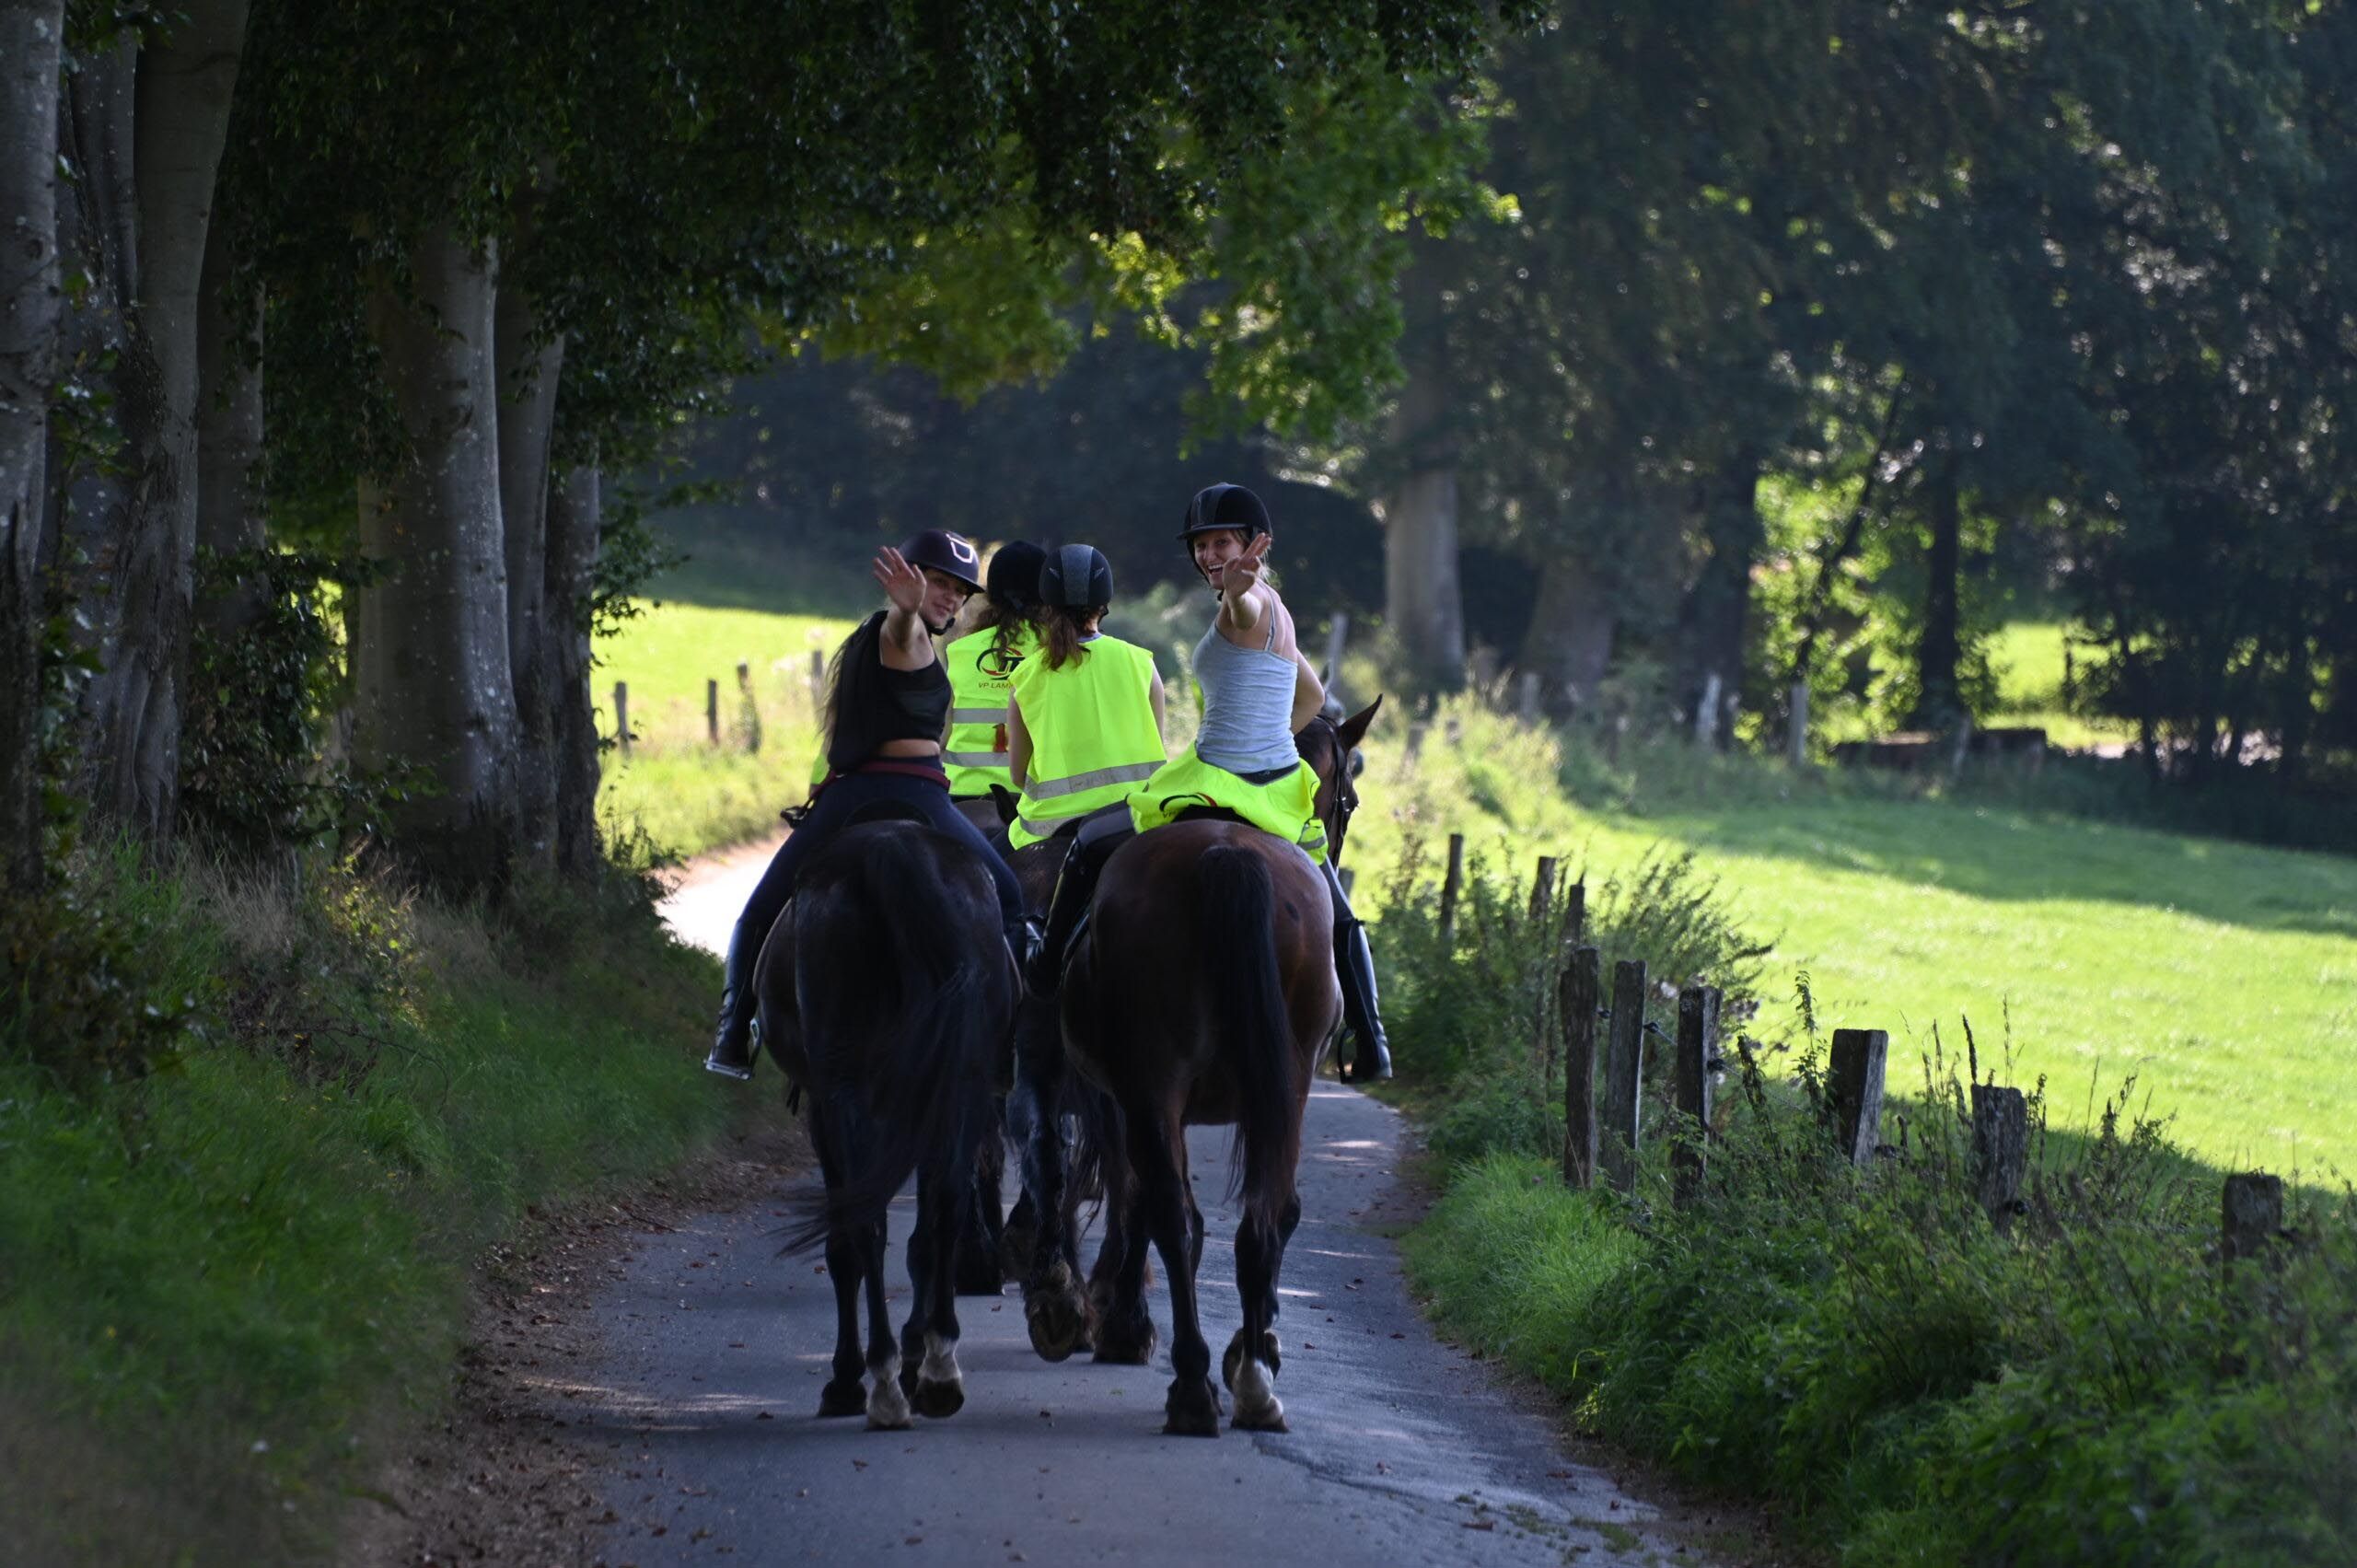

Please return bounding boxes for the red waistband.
[815,758,952,797]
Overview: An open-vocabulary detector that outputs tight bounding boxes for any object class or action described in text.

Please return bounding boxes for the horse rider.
[1025,484,1392,1081]
[705,530,1032,1079]
[1004,544,1168,851]
[943,540,1049,803]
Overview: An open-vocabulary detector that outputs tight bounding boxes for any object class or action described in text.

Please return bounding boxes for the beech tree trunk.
[495,280,565,866]
[1517,552,1616,716]
[354,229,522,889]
[0,0,68,897]
[193,208,263,636]
[1382,362,1465,691]
[1674,448,1762,747]
[546,464,602,879]
[54,6,246,838]
[1911,457,1963,729]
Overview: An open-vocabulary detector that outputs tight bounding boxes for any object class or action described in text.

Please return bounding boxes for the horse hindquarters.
[1194,845,1300,1432]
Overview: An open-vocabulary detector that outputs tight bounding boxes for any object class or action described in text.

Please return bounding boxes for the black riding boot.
[1024,817,1129,998]
[1323,860,1392,1083]
[1024,853,1099,1000]
[703,921,761,1080]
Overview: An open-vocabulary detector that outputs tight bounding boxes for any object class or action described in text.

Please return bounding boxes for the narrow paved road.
[586,844,1696,1565]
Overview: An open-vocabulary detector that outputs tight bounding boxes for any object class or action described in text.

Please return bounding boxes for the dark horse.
[759,818,1016,1428]
[1062,698,1381,1434]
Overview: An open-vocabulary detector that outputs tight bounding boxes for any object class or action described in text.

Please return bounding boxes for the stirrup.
[704,1016,760,1081]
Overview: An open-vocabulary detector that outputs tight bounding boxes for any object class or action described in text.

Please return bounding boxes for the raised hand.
[873,546,926,616]
[1224,532,1273,600]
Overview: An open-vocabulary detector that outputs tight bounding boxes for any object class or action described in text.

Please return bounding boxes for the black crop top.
[877,657,951,741]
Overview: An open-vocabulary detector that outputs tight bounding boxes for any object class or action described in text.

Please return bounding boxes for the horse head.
[1300,694,1383,866]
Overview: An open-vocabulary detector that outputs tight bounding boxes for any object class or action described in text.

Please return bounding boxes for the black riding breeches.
[733,772,1027,954]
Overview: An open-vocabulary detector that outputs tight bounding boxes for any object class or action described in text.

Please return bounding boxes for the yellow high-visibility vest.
[1007,635,1166,849]
[940,624,1039,797]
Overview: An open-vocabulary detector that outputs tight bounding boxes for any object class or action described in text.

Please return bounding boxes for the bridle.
[1300,714,1361,868]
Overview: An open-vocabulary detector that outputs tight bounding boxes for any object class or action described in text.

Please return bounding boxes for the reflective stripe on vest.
[1008,636,1166,842]
[942,625,1036,795]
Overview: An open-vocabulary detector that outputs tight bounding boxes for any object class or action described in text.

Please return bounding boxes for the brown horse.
[1060,699,1380,1434]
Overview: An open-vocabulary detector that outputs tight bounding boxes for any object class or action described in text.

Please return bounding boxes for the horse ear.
[1336,694,1384,753]
[989,782,1019,825]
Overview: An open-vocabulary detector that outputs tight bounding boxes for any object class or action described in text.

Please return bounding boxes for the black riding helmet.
[1177,482,1271,547]
[900,528,985,593]
[1039,543,1114,609]
[985,540,1049,611]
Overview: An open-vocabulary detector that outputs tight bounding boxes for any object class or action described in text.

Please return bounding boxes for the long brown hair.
[969,597,1037,673]
[1038,603,1107,671]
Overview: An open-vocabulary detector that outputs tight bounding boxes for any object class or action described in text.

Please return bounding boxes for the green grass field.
[1345,697,2356,1176]
[1986,619,2137,749]
[592,601,854,856]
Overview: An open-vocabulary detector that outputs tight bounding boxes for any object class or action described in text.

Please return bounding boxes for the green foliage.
[179,549,402,856]
[0,840,738,1559]
[1404,1039,2357,1565]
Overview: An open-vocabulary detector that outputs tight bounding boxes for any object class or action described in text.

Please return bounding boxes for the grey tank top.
[1192,616,1299,772]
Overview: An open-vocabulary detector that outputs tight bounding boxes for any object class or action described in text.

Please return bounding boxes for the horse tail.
[1195,844,1300,1234]
[780,830,999,1255]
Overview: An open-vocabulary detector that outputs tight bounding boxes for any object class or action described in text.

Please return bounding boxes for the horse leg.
[954,1102,1007,1295]
[1133,1117,1218,1436]
[863,1214,911,1430]
[909,1164,968,1419]
[1088,1185,1157,1365]
[1016,1032,1089,1361]
[809,1110,867,1419]
[1224,1192,1299,1432]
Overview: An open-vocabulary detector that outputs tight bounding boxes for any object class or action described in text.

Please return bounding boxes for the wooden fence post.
[1970,1085,2029,1233]
[1828,1028,1889,1168]
[706,678,720,745]
[1673,986,1718,1209]
[2221,1174,2284,1265]
[1601,959,1648,1192]
[1562,946,1601,1190]
[1528,856,1557,923]
[1403,720,1428,766]
[1517,669,1540,725]
[1787,680,1809,767]
[807,649,825,709]
[1563,877,1585,946]
[1437,832,1466,947]
[737,661,762,754]
[613,680,631,758]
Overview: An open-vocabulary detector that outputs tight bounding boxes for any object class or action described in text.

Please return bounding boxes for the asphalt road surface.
[591,842,1692,1566]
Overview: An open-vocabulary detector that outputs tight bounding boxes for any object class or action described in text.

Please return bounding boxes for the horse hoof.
[816,1378,865,1419]
[1025,1288,1089,1363]
[866,1388,913,1431]
[1228,1353,1286,1431]
[1222,1328,1284,1389]
[1163,1376,1222,1437]
[910,1376,966,1420]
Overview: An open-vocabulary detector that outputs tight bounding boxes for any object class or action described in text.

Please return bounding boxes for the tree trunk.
[354,228,521,889]
[1517,552,1616,716]
[1911,456,1963,729]
[1382,358,1465,689]
[193,206,263,635]
[1674,447,1762,747]
[54,6,246,839]
[495,278,564,865]
[546,463,602,879]
[0,0,68,898]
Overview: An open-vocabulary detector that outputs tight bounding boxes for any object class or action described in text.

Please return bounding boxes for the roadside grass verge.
[1403,1111,2355,1566]
[0,841,743,1563]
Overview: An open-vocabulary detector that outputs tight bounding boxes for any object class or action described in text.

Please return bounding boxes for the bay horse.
[758,817,1016,1429]
[1062,697,1381,1434]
